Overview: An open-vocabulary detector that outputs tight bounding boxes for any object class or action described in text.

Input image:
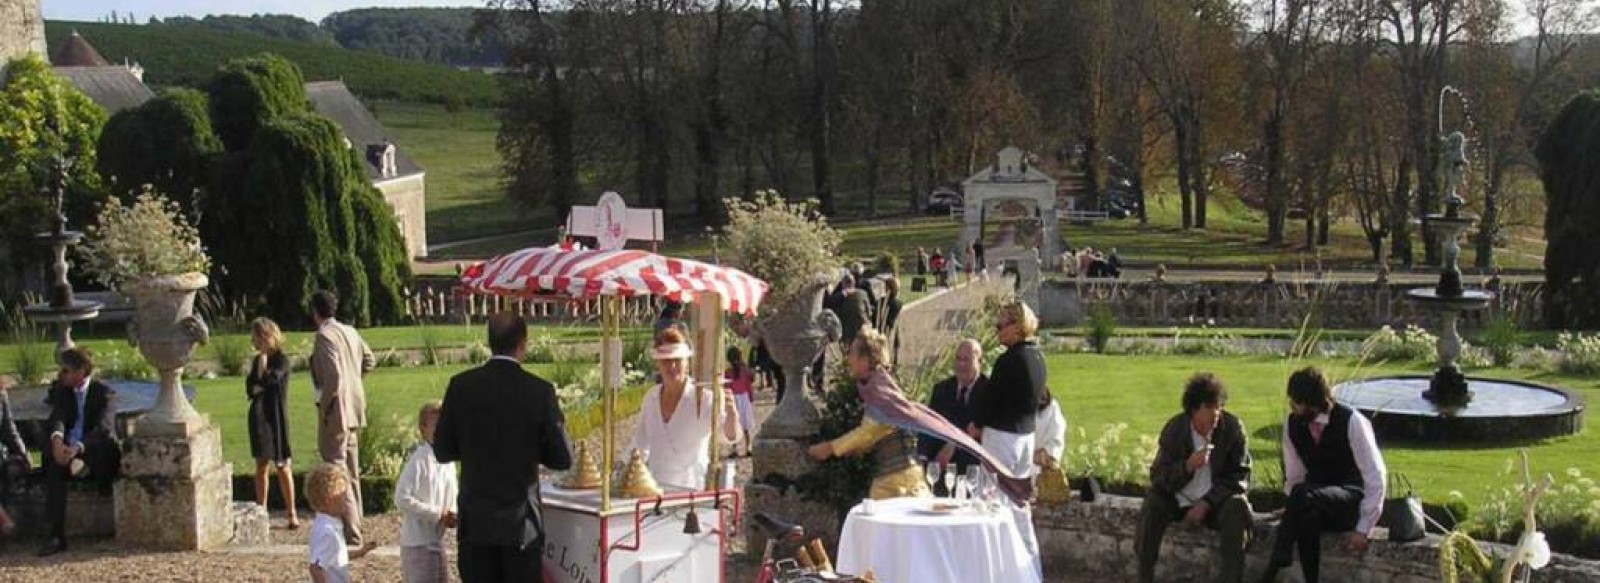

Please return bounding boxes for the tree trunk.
[1187,113,1208,229]
[809,0,835,215]
[1390,154,1414,266]
[1264,110,1287,245]
[1173,115,1193,229]
[544,68,578,214]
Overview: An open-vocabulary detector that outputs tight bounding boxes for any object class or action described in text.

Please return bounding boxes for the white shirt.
[1032,400,1067,466]
[1282,411,1388,535]
[393,442,458,548]
[629,380,732,490]
[308,512,350,583]
[1176,429,1212,508]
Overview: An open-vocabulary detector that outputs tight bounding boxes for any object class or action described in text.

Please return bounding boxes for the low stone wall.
[1040,278,1544,330]
[1035,494,1600,583]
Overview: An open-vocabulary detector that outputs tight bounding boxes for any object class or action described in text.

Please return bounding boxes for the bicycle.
[749,512,870,583]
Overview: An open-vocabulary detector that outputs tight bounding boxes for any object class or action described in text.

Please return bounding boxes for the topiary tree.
[1535,89,1600,329]
[96,88,223,219]
[206,53,308,152]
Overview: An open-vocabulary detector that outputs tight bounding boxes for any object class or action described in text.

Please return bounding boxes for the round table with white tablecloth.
[834,497,1041,583]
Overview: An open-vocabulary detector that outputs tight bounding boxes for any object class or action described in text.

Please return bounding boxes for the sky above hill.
[45,1,483,23]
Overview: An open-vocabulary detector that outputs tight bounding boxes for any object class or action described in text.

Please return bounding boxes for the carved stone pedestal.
[115,417,235,550]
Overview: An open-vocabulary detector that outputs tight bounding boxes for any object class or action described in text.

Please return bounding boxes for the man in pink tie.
[1259,367,1388,583]
[916,339,986,495]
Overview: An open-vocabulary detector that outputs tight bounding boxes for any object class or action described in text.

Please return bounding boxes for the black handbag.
[1380,473,1425,542]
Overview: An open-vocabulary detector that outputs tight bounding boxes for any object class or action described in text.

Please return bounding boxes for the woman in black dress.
[246,317,298,528]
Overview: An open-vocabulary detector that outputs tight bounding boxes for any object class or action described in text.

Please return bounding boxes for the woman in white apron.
[628,328,740,490]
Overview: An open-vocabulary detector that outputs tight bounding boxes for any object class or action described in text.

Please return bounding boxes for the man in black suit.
[918,339,986,495]
[435,313,573,583]
[38,348,121,556]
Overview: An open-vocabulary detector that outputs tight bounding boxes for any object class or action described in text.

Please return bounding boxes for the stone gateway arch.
[959,147,1060,270]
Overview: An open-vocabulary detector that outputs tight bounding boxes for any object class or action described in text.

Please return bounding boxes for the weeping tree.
[132,52,414,326]
[95,88,223,219]
[233,113,409,326]
[1535,90,1600,329]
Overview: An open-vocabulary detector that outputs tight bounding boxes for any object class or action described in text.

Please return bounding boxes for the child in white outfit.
[308,463,377,583]
[394,401,458,583]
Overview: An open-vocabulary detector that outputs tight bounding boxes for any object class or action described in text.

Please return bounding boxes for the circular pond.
[1335,376,1584,442]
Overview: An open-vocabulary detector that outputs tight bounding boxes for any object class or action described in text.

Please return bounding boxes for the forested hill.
[42,21,499,106]
[322,8,503,67]
[133,9,501,67]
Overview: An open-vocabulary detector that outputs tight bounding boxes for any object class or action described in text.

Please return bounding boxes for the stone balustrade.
[1040,278,1544,330]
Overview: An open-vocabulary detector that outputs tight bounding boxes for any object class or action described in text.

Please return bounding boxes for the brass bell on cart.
[561,442,603,489]
[617,448,663,498]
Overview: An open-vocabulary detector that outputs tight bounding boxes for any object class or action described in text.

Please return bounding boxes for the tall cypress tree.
[1536,89,1600,329]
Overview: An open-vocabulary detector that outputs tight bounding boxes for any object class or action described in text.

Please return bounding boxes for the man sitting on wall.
[1135,373,1253,583]
[1259,367,1387,583]
[38,348,121,557]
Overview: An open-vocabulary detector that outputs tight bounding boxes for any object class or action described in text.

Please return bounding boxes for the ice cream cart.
[459,226,768,583]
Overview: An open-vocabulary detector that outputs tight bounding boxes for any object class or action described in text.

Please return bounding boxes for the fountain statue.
[1334,102,1583,441]
[1408,129,1490,408]
[21,155,102,360]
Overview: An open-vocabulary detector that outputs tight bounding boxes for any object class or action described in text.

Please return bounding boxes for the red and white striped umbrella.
[459,246,768,315]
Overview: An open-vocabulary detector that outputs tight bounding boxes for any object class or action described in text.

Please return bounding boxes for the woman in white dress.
[628,328,740,490]
[1032,392,1067,471]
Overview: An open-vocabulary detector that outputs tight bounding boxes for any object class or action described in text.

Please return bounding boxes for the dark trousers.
[1268,484,1362,583]
[1135,491,1253,583]
[45,443,117,539]
[459,538,543,583]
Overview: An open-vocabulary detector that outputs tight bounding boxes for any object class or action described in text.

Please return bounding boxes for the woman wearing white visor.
[628,328,740,490]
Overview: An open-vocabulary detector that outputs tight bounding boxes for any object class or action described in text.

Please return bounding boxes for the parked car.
[926,188,964,214]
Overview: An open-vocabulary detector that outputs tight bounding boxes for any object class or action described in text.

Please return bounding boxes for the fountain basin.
[1336,376,1584,442]
[23,299,103,323]
[1404,288,1493,311]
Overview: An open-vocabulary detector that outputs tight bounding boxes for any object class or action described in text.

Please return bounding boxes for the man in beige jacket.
[310,290,375,545]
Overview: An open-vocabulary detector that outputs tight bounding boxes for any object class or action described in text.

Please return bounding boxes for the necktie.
[1310,420,1325,445]
[958,384,969,404]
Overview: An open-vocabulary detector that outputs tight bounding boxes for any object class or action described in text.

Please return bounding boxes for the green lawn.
[0,323,625,379]
[372,101,550,244]
[1063,188,1542,271]
[1044,352,1597,510]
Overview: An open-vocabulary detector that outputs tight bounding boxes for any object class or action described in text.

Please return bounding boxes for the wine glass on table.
[943,466,958,501]
[924,461,942,497]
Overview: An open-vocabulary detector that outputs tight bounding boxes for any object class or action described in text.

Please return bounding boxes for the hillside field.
[44,21,499,106]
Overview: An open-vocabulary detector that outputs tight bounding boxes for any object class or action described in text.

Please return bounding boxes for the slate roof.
[53,66,153,114]
[51,30,110,67]
[304,80,424,181]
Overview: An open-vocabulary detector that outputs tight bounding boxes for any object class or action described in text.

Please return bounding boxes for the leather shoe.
[36,537,66,557]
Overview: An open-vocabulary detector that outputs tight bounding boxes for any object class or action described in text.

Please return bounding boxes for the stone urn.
[125,272,211,433]
[746,272,845,554]
[116,272,239,550]
[754,274,841,440]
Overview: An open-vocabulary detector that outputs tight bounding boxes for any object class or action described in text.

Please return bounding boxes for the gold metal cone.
[617,448,662,498]
[561,442,602,489]
[1036,461,1071,506]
